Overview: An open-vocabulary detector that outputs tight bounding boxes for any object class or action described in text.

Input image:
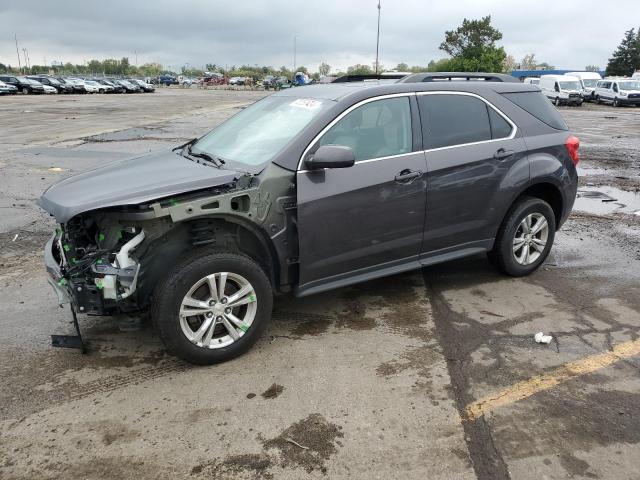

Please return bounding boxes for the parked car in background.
[276,76,292,89]
[523,78,540,86]
[262,75,276,89]
[95,78,124,93]
[38,74,579,364]
[0,79,18,94]
[41,83,58,94]
[80,80,102,93]
[89,80,115,93]
[0,75,45,94]
[115,79,141,93]
[633,71,640,79]
[130,79,155,92]
[565,71,602,101]
[156,74,178,86]
[62,78,88,93]
[595,78,640,107]
[539,74,583,106]
[229,76,246,86]
[28,76,74,94]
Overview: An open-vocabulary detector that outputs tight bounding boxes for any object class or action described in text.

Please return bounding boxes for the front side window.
[418,94,493,149]
[318,97,412,161]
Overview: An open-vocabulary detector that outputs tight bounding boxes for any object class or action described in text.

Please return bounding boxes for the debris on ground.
[261,383,285,399]
[535,332,553,344]
[285,437,310,450]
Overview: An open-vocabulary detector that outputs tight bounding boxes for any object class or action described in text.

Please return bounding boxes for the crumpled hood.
[38,150,239,223]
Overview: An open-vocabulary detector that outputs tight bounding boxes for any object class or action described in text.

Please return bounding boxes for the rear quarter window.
[502,92,568,131]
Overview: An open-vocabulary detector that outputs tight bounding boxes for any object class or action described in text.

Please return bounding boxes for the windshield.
[582,79,598,87]
[619,81,640,91]
[559,81,580,90]
[193,96,331,168]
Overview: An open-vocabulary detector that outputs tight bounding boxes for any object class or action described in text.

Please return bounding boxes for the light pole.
[375,0,381,74]
[14,34,21,72]
[293,35,297,76]
[376,0,380,75]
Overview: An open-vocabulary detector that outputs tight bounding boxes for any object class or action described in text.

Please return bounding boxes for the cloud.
[0,0,633,71]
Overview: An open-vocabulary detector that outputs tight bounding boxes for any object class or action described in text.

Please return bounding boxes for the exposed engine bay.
[51,217,147,314]
[43,163,298,318]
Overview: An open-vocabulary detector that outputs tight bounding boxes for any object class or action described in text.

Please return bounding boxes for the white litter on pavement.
[535,332,553,344]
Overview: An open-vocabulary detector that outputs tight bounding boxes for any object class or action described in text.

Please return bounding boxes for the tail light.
[565,135,580,166]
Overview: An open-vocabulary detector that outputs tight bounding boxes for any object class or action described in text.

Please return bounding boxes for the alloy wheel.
[512,213,549,266]
[179,272,257,349]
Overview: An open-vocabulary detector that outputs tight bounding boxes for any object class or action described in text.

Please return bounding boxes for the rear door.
[296,94,427,291]
[417,92,528,255]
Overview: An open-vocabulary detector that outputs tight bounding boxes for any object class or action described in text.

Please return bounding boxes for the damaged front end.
[45,216,147,315]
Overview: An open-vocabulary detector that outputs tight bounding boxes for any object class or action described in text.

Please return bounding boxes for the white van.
[633,71,640,79]
[565,71,602,101]
[539,74,583,106]
[594,77,640,107]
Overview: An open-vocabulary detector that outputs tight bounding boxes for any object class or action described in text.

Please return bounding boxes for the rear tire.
[152,251,273,365]
[488,196,556,277]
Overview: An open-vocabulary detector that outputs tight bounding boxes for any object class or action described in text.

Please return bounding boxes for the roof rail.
[332,73,408,83]
[398,72,519,83]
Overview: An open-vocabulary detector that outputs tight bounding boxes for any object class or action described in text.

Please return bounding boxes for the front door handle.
[494,148,515,160]
[394,169,423,183]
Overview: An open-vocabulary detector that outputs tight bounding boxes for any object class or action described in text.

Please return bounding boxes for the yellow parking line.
[464,338,640,421]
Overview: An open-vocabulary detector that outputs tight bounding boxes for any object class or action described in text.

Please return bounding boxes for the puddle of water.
[574,186,640,216]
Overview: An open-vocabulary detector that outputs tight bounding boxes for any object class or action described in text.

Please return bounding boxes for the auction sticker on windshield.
[289,98,322,109]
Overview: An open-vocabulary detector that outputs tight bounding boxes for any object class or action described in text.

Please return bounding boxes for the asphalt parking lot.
[1,89,639,480]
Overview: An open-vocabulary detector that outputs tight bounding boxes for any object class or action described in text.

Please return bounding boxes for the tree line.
[1,19,637,79]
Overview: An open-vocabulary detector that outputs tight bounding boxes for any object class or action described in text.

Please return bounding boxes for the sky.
[0,0,635,72]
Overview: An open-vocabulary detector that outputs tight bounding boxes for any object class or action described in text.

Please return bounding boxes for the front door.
[296,95,427,292]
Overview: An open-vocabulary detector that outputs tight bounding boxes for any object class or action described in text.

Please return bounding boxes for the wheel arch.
[136,214,280,307]
[506,182,564,231]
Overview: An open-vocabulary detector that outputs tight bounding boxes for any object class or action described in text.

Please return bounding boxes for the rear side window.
[502,92,568,130]
[488,108,512,139]
[418,94,493,149]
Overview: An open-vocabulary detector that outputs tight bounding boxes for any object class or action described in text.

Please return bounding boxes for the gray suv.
[39,74,579,364]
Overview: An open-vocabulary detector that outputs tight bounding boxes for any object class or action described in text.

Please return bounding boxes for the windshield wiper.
[187,144,226,167]
[172,137,197,153]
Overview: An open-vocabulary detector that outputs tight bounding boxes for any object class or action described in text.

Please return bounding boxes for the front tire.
[488,197,556,277]
[152,251,273,365]
[554,97,561,107]
[613,97,620,107]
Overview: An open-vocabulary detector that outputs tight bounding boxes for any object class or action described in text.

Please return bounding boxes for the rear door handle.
[395,169,423,183]
[494,148,515,160]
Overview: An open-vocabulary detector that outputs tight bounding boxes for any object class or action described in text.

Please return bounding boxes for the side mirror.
[305,145,355,170]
